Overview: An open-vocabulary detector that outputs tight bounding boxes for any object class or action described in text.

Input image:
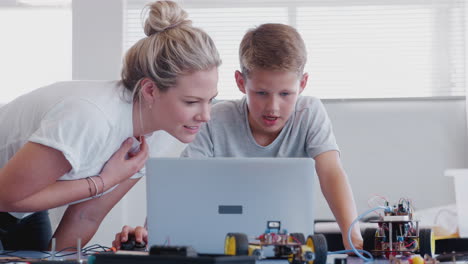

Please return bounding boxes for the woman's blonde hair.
[121,1,221,101]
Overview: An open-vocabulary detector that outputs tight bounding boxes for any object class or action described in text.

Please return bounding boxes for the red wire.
[405,240,416,248]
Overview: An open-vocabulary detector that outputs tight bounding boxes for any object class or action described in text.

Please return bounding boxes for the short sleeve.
[304,98,340,158]
[181,123,214,157]
[29,98,112,174]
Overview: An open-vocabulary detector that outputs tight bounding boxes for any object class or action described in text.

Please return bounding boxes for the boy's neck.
[250,128,281,147]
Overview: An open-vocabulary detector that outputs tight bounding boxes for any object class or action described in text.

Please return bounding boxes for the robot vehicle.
[224,221,327,264]
[363,199,435,258]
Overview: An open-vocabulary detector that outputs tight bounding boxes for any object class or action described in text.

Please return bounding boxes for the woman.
[0,0,221,251]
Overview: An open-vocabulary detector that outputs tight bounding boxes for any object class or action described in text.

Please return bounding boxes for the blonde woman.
[0,0,220,251]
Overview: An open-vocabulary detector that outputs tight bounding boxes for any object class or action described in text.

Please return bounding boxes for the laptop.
[145,157,316,254]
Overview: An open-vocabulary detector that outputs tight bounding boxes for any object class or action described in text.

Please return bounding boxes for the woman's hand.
[100,137,149,189]
[112,225,148,250]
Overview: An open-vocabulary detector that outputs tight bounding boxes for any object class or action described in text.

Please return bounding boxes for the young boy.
[113,23,363,250]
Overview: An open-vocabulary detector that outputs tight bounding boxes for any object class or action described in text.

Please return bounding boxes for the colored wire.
[0,243,113,261]
[345,205,391,262]
[328,249,373,257]
[367,195,388,216]
[290,235,302,244]
[405,240,416,248]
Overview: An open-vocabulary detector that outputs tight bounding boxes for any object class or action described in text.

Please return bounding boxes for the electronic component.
[224,221,328,264]
[363,198,435,258]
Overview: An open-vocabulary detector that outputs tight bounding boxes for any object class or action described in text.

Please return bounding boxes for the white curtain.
[126,0,466,100]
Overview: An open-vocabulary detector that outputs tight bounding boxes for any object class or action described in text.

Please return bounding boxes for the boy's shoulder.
[292,96,330,127]
[295,96,323,111]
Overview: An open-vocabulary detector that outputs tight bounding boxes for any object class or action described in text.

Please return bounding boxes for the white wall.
[58,0,468,246]
[72,0,123,80]
[320,98,467,218]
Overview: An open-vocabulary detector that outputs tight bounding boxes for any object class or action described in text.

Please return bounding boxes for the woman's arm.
[0,137,148,212]
[6,178,98,212]
[52,177,141,250]
[0,142,71,209]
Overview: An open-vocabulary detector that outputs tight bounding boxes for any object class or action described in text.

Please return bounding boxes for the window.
[125,0,466,99]
[0,0,72,104]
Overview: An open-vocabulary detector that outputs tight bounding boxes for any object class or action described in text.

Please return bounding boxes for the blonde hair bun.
[121,0,221,96]
[144,1,191,36]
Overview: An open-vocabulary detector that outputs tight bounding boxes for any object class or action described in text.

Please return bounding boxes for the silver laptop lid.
[146,157,315,254]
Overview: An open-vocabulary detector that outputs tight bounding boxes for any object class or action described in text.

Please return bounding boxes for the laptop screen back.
[146,157,316,254]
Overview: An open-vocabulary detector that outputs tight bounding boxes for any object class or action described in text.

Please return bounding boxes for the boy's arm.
[314,150,363,250]
[181,123,214,157]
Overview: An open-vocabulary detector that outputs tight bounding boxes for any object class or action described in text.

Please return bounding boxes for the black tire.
[226,233,249,256]
[306,234,328,264]
[290,233,306,244]
[419,228,434,257]
[363,228,377,253]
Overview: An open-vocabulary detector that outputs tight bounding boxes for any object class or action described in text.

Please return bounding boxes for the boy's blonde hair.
[121,1,221,101]
[239,23,306,77]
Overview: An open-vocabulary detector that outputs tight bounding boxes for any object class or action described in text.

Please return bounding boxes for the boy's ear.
[235,70,247,94]
[299,73,309,94]
[140,78,159,104]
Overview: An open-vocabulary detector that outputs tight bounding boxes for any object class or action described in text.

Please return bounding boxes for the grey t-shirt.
[181,96,339,158]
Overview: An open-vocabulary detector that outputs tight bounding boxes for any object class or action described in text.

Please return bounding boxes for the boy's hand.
[342,232,363,253]
[112,225,148,249]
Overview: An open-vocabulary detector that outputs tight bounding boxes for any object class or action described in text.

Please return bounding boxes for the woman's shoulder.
[34,81,130,127]
[1,81,122,123]
[32,80,121,94]
[13,80,123,107]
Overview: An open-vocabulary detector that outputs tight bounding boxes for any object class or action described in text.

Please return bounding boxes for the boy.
[114,23,363,250]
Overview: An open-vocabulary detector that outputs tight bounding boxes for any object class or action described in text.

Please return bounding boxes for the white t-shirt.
[0,81,151,218]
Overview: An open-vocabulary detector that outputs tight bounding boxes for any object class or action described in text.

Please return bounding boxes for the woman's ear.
[140,78,158,104]
[235,70,247,94]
